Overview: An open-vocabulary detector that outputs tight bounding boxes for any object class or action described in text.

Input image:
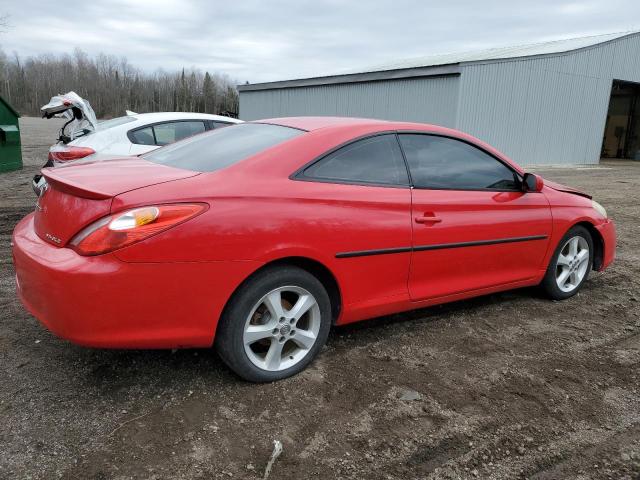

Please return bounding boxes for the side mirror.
[523,173,544,192]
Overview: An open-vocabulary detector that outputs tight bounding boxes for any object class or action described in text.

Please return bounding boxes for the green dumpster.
[0,94,22,172]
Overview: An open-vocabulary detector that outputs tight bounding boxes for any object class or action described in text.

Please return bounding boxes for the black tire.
[540,225,594,300]
[215,265,332,382]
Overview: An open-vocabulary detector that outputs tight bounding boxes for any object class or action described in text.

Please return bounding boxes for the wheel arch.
[216,256,343,340]
[572,221,604,271]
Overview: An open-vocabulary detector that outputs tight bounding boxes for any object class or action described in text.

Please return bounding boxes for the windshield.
[143,123,305,172]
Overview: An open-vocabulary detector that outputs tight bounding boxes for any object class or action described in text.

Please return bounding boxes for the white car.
[48,111,243,164]
[39,92,242,165]
[33,92,242,194]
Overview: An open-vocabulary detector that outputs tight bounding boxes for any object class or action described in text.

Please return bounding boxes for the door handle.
[415,216,442,224]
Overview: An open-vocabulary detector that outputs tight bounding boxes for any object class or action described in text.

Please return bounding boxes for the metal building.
[238,31,640,166]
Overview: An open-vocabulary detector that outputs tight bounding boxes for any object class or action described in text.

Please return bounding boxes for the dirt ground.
[1,117,638,480]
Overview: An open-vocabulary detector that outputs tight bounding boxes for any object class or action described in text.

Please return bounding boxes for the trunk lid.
[41,91,99,142]
[34,158,200,246]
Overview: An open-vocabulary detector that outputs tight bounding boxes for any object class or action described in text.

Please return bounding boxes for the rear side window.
[398,134,520,190]
[301,134,409,186]
[143,123,304,172]
[130,127,155,145]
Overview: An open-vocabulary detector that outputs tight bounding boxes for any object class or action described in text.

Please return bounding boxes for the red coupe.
[12,117,616,381]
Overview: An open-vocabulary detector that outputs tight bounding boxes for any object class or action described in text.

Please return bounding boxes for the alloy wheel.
[242,286,321,371]
[555,236,590,293]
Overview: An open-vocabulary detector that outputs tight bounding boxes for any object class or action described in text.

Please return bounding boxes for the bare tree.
[0,47,239,118]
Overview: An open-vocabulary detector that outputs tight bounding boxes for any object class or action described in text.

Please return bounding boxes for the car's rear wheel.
[541,225,593,300]
[215,266,331,382]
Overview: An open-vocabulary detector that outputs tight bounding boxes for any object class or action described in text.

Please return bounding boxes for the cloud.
[1,0,639,84]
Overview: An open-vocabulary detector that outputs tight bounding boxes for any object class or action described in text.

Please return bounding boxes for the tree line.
[0,48,239,119]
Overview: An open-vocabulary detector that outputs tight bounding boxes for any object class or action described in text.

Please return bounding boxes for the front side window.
[301,134,409,186]
[144,123,304,172]
[398,134,520,190]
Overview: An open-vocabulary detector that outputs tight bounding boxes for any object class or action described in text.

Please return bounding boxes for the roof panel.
[255,116,392,131]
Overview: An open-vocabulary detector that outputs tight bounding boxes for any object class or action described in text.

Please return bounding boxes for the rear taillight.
[48,146,96,162]
[69,203,207,256]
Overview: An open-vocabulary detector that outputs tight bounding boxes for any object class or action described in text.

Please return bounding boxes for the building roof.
[0,94,20,118]
[340,31,638,75]
[239,30,640,92]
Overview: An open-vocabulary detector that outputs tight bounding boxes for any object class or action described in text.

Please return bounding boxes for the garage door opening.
[601,80,640,160]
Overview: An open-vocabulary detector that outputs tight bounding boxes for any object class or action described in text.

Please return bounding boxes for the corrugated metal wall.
[239,33,640,165]
[240,76,460,128]
[457,34,640,165]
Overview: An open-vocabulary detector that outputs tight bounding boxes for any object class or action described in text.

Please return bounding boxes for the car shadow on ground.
[331,286,542,339]
[61,285,543,389]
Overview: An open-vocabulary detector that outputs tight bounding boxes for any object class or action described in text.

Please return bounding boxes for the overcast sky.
[1,0,639,84]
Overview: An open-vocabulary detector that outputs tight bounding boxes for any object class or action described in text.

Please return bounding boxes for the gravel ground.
[1,117,638,480]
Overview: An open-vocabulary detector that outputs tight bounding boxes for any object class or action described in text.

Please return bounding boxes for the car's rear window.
[143,123,305,172]
[98,116,137,130]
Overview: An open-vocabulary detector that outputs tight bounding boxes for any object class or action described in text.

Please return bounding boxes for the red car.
[12,117,616,382]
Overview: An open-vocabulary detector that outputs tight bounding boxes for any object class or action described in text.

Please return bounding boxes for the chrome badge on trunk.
[45,233,62,244]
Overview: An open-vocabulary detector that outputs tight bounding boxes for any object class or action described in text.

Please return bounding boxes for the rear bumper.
[12,214,261,349]
[595,219,616,271]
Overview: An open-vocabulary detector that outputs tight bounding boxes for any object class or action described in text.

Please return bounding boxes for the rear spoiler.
[42,169,112,200]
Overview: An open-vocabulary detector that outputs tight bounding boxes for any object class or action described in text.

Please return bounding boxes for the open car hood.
[544,179,592,199]
[40,91,98,141]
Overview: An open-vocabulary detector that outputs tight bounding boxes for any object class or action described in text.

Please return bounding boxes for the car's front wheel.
[215,266,332,382]
[541,225,593,300]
